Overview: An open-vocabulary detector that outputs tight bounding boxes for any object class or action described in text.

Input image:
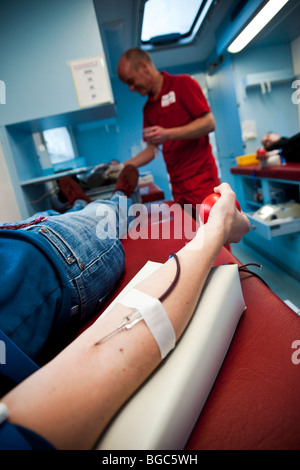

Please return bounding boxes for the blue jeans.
[21,191,136,323]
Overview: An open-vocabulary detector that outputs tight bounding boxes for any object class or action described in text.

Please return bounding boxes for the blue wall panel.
[232,43,299,154]
[0,0,105,126]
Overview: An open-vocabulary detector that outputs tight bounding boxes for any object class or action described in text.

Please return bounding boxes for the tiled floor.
[231,239,300,315]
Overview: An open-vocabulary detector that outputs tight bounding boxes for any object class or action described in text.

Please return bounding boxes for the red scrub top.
[143,71,220,209]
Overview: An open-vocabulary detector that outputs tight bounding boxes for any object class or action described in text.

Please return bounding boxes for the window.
[140,0,213,47]
[43,127,76,165]
[33,127,79,174]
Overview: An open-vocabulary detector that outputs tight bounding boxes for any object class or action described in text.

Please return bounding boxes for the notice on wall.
[241,120,257,141]
[70,56,112,108]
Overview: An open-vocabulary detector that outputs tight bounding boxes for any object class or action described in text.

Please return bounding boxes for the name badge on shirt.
[161,91,176,107]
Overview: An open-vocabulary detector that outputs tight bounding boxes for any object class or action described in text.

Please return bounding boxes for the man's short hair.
[121,48,153,70]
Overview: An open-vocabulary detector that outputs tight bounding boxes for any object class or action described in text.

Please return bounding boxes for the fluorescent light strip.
[227,0,290,53]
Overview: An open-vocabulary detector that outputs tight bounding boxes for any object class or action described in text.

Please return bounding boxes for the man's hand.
[105,163,124,179]
[143,113,215,145]
[143,126,170,146]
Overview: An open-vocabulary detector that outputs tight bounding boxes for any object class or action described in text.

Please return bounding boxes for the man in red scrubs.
[112,48,220,217]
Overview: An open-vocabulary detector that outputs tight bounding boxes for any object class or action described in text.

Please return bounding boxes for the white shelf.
[242,69,294,95]
[20,166,91,186]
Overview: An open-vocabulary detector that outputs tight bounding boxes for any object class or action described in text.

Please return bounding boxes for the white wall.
[0,142,21,223]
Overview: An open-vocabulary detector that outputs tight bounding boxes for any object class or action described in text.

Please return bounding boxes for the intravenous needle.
[94,309,143,346]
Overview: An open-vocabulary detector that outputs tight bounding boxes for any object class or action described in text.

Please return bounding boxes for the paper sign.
[70,56,112,108]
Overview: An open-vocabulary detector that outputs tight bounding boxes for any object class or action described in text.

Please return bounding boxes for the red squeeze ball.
[200,193,241,224]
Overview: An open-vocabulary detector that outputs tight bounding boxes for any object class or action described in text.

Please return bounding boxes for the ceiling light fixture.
[227,0,290,53]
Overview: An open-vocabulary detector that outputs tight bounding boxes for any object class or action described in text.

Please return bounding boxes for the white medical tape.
[119,288,176,359]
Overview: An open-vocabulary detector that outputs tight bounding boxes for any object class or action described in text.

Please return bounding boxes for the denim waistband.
[25,223,125,323]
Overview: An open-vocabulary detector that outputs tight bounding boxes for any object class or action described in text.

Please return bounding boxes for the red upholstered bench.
[84,201,300,450]
[186,254,300,450]
[140,182,165,203]
[231,162,300,182]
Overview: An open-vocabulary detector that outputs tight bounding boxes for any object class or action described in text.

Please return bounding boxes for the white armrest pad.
[96,263,245,450]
